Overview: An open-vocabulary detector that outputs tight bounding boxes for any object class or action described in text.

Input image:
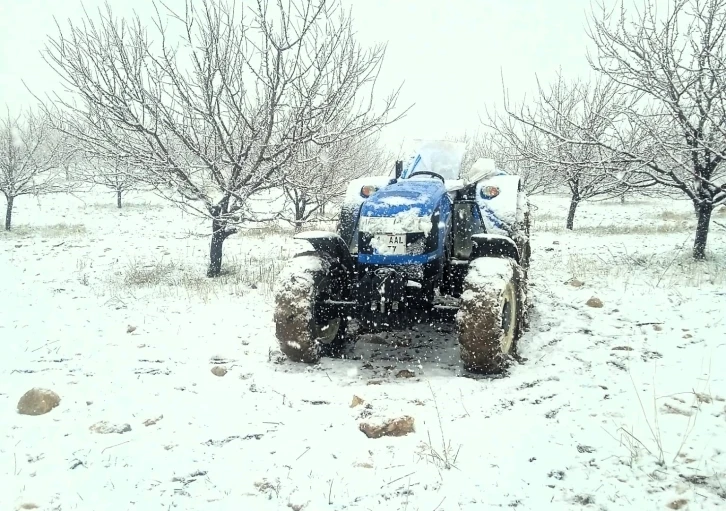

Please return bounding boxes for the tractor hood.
[358,178,447,234]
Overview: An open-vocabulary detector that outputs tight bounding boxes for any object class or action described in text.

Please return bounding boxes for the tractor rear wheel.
[273,253,349,364]
[457,257,523,374]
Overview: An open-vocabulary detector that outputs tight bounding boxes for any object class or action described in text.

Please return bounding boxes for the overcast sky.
[0,0,595,151]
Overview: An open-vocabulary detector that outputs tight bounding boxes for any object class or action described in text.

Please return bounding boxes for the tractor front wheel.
[273,253,349,364]
[457,257,523,374]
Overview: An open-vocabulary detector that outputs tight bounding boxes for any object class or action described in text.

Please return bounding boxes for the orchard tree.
[41,0,406,276]
[0,109,68,230]
[281,130,392,232]
[502,73,646,229]
[455,130,553,195]
[73,155,144,208]
[509,0,726,257]
[585,0,726,258]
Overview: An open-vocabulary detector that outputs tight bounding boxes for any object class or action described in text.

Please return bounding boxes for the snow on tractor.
[273,140,531,374]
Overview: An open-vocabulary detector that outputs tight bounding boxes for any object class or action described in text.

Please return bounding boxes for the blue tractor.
[273,140,531,374]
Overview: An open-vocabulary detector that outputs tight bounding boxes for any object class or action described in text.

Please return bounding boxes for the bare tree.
[502,73,648,229]
[281,130,392,231]
[0,108,68,230]
[72,154,144,208]
[507,0,726,257]
[453,130,553,195]
[586,0,726,258]
[41,0,405,276]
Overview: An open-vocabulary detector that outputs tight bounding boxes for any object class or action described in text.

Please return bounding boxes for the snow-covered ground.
[1,191,725,511]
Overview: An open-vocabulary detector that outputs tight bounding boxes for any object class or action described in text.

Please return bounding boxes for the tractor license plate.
[374,234,407,255]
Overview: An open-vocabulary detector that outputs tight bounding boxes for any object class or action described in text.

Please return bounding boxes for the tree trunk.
[207,218,229,277]
[693,202,713,260]
[208,222,226,277]
[207,197,234,278]
[5,195,14,231]
[566,196,579,230]
[294,200,305,234]
[116,189,122,209]
[294,211,305,234]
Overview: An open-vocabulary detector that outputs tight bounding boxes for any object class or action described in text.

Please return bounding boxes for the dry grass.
[238,219,338,238]
[536,222,690,236]
[531,211,561,224]
[0,223,87,238]
[658,210,693,222]
[239,223,289,238]
[531,206,695,235]
[564,249,726,288]
[414,382,461,476]
[88,202,165,211]
[103,251,290,302]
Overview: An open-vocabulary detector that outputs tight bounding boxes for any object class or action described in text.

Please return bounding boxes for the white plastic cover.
[475,174,521,235]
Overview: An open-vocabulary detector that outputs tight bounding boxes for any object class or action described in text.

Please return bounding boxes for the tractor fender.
[294,231,357,277]
[470,233,520,263]
[337,202,362,249]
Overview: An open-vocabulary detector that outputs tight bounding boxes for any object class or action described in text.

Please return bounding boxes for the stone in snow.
[211,365,228,376]
[586,297,603,308]
[17,388,60,416]
[565,278,584,288]
[359,416,415,438]
[89,421,132,434]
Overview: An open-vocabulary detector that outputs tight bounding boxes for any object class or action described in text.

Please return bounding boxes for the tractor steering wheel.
[409,171,446,183]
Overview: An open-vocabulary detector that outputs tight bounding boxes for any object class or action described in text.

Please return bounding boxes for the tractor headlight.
[360,185,379,198]
[480,186,500,199]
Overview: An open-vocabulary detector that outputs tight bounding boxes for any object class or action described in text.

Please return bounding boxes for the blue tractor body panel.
[356,178,452,267]
[360,178,445,218]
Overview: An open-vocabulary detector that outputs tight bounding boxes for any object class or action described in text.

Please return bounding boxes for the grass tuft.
[104,251,290,302]
[87,202,165,211]
[536,222,690,235]
[564,249,726,288]
[1,223,87,238]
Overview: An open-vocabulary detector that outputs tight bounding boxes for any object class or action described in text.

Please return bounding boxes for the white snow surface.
[358,208,432,235]
[372,195,418,207]
[273,253,323,294]
[517,190,530,224]
[294,230,340,240]
[1,191,726,511]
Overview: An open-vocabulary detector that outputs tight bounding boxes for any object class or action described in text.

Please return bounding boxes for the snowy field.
[1,191,726,511]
